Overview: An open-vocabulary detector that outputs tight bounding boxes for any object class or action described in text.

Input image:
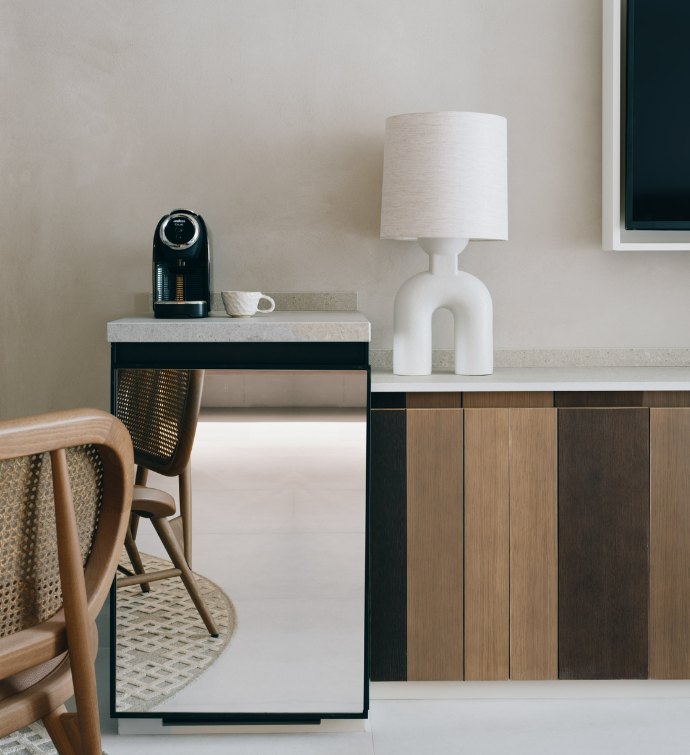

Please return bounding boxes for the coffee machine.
[153,209,211,318]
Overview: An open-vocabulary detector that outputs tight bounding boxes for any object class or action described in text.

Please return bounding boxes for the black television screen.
[626,0,690,229]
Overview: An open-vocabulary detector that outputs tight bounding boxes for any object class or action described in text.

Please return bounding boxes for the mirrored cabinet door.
[112,368,368,719]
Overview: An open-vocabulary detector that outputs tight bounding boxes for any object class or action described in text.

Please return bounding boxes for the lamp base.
[393,239,493,376]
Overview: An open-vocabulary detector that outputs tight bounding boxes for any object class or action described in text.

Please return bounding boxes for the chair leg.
[135,465,149,486]
[130,511,141,540]
[151,516,219,637]
[131,465,146,540]
[124,526,150,593]
[179,465,193,567]
[43,706,78,755]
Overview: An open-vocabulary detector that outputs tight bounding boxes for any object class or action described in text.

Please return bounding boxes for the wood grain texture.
[555,391,690,408]
[369,409,407,681]
[644,392,690,407]
[649,408,690,678]
[558,408,649,679]
[462,392,553,409]
[407,408,463,680]
[509,409,558,680]
[406,392,462,409]
[464,409,510,680]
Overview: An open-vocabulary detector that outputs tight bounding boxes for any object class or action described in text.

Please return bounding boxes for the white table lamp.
[380,111,508,376]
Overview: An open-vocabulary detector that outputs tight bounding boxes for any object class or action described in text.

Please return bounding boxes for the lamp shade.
[380,111,508,241]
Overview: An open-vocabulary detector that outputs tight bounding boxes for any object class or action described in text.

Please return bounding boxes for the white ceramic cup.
[221,291,276,317]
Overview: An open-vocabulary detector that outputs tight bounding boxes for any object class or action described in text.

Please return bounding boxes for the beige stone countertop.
[372,367,690,392]
[107,312,371,343]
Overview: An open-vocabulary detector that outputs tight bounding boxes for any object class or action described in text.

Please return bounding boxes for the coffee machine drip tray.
[154,301,209,318]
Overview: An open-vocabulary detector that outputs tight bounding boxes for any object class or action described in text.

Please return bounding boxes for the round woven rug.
[0,554,235,753]
[0,722,70,754]
[115,552,237,712]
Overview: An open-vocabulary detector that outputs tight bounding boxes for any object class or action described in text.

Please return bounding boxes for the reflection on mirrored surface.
[113,370,367,716]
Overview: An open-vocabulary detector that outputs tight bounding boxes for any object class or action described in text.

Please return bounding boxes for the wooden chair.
[0,408,133,755]
[115,368,218,637]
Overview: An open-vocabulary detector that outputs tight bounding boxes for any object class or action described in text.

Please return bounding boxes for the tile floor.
[100,694,690,754]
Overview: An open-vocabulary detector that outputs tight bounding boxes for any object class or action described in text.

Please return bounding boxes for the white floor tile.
[369,698,690,755]
[102,730,374,755]
[100,694,690,755]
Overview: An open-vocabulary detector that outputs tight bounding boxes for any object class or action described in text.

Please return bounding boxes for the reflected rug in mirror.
[0,722,105,755]
[115,552,237,712]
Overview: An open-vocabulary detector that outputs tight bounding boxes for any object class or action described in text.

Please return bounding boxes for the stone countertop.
[107,312,371,343]
[371,367,690,392]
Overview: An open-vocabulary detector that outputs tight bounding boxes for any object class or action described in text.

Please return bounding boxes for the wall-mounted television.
[626,0,690,229]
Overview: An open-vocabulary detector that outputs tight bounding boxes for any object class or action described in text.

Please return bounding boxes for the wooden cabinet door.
[369,406,407,681]
[558,408,649,679]
[650,408,690,678]
[509,408,558,680]
[464,408,557,681]
[464,409,510,680]
[406,404,463,680]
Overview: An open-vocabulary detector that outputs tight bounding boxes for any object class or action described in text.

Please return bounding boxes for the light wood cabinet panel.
[558,408,649,680]
[509,408,558,680]
[464,409,510,681]
[406,408,463,680]
[650,408,690,678]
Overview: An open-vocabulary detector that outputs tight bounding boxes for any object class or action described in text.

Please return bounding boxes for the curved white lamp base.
[393,239,493,376]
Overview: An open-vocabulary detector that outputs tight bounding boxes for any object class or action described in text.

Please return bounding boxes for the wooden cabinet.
[508,408,558,681]
[464,406,557,681]
[370,391,690,682]
[370,393,463,682]
[649,408,690,679]
[406,397,463,681]
[558,408,649,679]
[464,408,510,681]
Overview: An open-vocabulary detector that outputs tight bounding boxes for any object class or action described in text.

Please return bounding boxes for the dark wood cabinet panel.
[558,408,649,679]
[556,391,647,407]
[650,408,690,678]
[369,409,407,681]
[555,391,690,407]
[407,408,463,680]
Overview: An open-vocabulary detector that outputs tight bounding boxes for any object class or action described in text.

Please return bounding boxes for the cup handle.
[257,294,276,313]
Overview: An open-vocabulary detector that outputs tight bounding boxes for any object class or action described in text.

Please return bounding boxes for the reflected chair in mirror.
[0,408,133,755]
[115,368,218,637]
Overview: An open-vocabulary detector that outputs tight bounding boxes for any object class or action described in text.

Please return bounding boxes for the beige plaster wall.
[2,0,689,418]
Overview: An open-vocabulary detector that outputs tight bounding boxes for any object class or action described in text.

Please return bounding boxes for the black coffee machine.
[153,209,211,318]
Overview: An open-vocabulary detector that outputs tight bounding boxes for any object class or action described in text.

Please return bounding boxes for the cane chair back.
[115,368,204,566]
[0,409,133,754]
[115,369,204,477]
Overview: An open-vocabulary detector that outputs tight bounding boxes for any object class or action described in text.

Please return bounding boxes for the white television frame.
[602,0,690,251]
